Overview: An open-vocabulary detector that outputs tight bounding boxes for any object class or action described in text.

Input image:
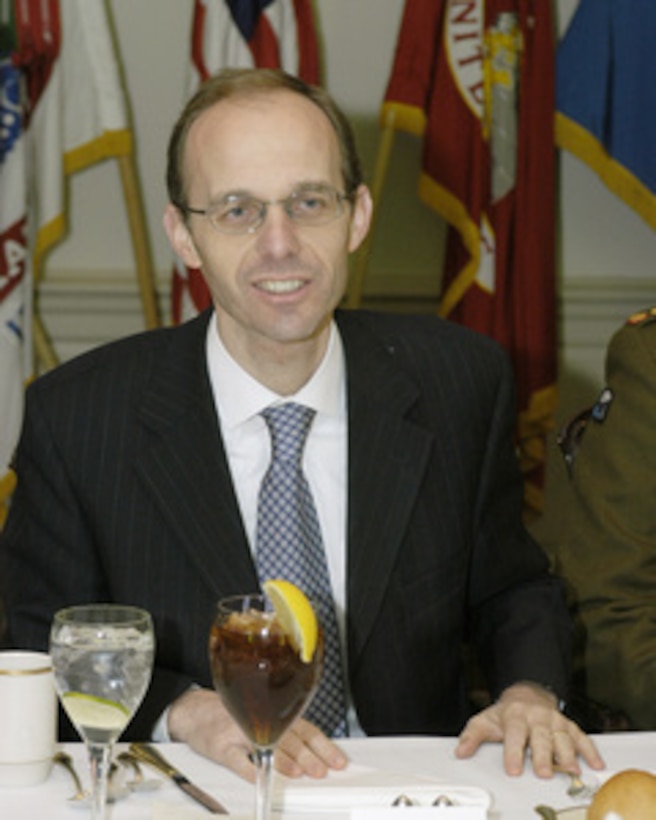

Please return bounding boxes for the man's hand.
[455,682,605,778]
[167,687,348,782]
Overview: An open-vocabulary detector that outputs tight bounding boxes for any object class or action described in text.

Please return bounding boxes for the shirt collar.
[206,312,345,431]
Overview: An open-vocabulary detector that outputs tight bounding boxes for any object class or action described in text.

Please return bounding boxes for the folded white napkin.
[272,764,491,813]
[152,802,250,820]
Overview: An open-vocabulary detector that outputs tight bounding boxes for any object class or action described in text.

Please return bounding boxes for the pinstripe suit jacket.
[1,309,572,739]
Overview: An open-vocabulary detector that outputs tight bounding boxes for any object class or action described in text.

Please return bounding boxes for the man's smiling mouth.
[256,279,305,294]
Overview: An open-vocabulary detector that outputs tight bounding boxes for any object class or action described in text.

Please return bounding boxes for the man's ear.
[347,185,374,254]
[163,203,202,269]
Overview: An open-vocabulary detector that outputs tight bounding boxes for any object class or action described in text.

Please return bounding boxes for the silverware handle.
[117,751,143,779]
[128,742,179,779]
[54,751,85,793]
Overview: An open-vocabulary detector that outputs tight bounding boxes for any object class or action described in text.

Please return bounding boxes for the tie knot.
[262,403,315,463]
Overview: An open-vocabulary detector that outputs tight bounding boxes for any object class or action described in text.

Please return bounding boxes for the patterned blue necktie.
[256,402,347,737]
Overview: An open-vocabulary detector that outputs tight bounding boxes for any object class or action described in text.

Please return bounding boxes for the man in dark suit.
[0,68,602,781]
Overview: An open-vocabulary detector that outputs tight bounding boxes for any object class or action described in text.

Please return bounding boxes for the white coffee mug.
[0,651,57,787]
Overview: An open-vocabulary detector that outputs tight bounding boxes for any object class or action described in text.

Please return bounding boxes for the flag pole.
[345,108,397,309]
[118,153,161,329]
[31,244,59,371]
[32,310,59,371]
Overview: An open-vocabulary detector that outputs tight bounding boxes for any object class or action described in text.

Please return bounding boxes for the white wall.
[42,0,656,407]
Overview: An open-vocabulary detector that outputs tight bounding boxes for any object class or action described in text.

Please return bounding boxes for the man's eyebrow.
[209,180,332,204]
[208,188,253,204]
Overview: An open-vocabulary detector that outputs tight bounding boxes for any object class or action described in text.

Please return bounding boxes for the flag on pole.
[14,0,132,276]
[0,0,132,522]
[0,13,28,524]
[555,0,656,230]
[382,0,557,517]
[172,0,320,324]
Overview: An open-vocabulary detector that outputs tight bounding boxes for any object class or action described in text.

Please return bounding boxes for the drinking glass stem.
[87,742,112,820]
[253,746,274,820]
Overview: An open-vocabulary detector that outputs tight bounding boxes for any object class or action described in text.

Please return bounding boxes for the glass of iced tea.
[209,585,323,820]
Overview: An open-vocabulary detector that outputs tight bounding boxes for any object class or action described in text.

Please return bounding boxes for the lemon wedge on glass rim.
[61,691,130,730]
[263,579,318,663]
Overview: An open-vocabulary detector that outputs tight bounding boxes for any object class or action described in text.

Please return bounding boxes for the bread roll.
[587,768,656,819]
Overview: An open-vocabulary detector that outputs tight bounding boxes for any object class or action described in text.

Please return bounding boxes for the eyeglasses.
[175,183,352,235]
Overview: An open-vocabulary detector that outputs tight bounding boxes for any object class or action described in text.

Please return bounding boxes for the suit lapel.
[338,313,434,667]
[134,313,258,600]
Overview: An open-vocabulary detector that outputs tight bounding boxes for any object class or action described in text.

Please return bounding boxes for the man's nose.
[253,203,301,256]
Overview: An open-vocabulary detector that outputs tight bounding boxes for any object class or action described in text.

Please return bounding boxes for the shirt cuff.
[151,682,201,743]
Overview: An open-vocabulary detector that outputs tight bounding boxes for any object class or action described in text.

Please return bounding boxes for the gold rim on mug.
[0,653,52,676]
[0,665,52,676]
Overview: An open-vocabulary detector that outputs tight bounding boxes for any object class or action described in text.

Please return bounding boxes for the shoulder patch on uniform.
[557,406,593,477]
[591,387,613,423]
[626,306,656,326]
[557,387,614,477]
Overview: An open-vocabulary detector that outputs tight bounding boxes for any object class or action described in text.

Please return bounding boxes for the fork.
[54,751,130,804]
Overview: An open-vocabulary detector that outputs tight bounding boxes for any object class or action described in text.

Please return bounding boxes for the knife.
[128,742,229,814]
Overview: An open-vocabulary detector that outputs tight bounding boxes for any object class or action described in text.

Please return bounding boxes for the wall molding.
[39,271,656,376]
[560,277,656,343]
[38,271,171,363]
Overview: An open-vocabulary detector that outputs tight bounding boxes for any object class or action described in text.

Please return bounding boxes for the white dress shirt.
[205,316,348,624]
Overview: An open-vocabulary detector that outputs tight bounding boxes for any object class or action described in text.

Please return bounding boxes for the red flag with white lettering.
[171,0,320,324]
[382,0,557,516]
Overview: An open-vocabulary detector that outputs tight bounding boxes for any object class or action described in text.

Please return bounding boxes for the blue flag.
[555,0,656,230]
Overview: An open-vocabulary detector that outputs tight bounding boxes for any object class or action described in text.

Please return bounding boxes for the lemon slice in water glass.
[263,579,318,663]
[62,692,130,730]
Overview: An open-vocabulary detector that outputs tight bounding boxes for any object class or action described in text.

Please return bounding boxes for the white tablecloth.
[0,733,653,819]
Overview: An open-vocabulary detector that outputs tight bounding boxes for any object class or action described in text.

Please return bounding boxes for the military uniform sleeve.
[550,312,656,728]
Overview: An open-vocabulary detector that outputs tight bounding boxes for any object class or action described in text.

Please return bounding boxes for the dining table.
[0,733,653,819]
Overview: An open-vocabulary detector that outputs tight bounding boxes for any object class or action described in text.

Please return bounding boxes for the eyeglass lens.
[206,184,346,234]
